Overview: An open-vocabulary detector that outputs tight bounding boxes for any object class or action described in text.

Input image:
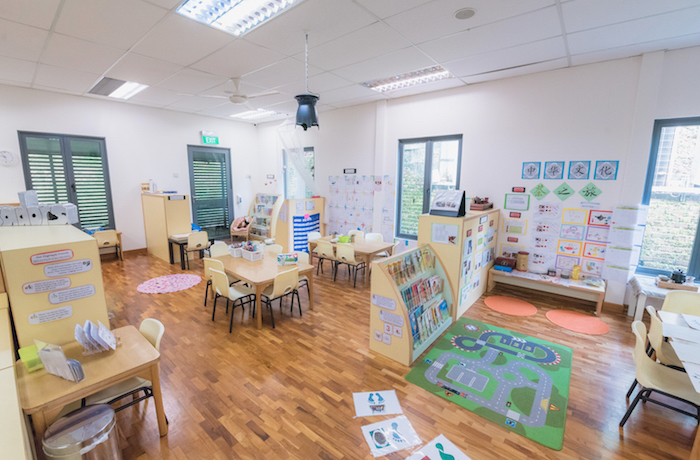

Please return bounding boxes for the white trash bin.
[43,404,122,460]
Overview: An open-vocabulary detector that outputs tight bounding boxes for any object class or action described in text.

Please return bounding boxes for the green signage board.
[202,135,219,145]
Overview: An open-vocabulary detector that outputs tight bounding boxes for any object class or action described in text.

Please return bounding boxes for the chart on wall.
[327,174,395,240]
[292,213,320,252]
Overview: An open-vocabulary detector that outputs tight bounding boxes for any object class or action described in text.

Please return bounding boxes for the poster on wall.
[530,183,550,200]
[594,161,619,180]
[578,183,602,202]
[504,194,530,211]
[568,161,590,180]
[503,218,527,234]
[583,242,607,260]
[585,226,610,243]
[588,210,612,227]
[560,224,584,241]
[562,209,588,225]
[582,258,604,276]
[522,162,541,179]
[534,202,562,219]
[555,255,580,270]
[557,239,582,256]
[432,223,459,245]
[553,183,575,201]
[544,162,565,180]
[500,244,524,259]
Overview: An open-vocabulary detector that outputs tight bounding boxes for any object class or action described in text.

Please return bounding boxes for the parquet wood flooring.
[101,251,697,460]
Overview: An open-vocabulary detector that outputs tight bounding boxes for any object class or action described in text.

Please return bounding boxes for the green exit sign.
[202,135,219,145]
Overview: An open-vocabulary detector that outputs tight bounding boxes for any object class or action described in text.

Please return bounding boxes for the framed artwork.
[557,239,582,256]
[594,161,618,180]
[585,226,610,243]
[504,193,530,211]
[560,224,584,241]
[522,162,541,179]
[555,255,580,270]
[568,161,590,180]
[588,209,612,227]
[562,208,588,225]
[544,161,565,180]
[581,258,604,276]
[583,242,607,260]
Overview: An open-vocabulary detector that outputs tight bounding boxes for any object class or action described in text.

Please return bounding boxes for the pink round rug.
[137,274,201,294]
[546,310,609,335]
[484,296,538,316]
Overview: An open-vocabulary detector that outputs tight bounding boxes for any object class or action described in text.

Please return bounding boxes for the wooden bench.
[487,268,606,315]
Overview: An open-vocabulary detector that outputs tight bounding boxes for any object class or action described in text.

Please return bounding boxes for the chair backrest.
[297,251,309,264]
[209,268,230,297]
[661,290,700,315]
[316,240,335,259]
[188,231,209,249]
[307,231,321,241]
[271,267,299,298]
[140,318,165,351]
[94,230,118,247]
[348,230,364,242]
[231,217,245,229]
[336,242,357,264]
[203,258,225,281]
[265,244,283,254]
[631,321,656,383]
[209,242,229,257]
[365,233,383,243]
[645,305,665,352]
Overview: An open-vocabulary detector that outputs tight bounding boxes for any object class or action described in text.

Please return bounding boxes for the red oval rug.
[546,310,609,335]
[484,296,537,316]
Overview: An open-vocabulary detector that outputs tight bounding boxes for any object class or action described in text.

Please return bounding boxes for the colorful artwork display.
[568,161,590,180]
[562,209,588,225]
[544,161,565,180]
[555,255,580,270]
[585,226,610,243]
[594,161,618,180]
[522,162,541,179]
[530,183,550,200]
[560,224,584,241]
[588,210,612,227]
[583,242,607,260]
[578,182,602,202]
[557,240,582,256]
[581,258,604,276]
[553,183,575,201]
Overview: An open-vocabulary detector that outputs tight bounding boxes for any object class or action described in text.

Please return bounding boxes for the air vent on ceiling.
[88,77,126,96]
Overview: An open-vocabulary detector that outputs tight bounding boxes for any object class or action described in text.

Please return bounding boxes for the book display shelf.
[248,194,282,240]
[369,245,455,366]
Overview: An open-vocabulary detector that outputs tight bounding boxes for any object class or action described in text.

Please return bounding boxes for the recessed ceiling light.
[231,108,281,120]
[362,66,453,93]
[88,77,148,100]
[455,7,476,20]
[176,0,308,37]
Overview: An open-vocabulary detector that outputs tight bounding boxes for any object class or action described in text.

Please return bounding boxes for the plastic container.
[515,251,529,271]
[229,247,242,258]
[43,404,122,460]
[241,249,263,261]
[18,344,44,372]
[338,236,350,243]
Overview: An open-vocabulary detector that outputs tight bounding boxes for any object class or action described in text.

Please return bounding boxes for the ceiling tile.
[319,84,385,105]
[262,100,299,115]
[128,85,186,106]
[418,6,562,62]
[354,0,433,19]
[384,77,465,98]
[0,0,61,29]
[0,55,36,84]
[197,103,251,118]
[317,104,338,112]
[442,37,566,77]
[305,22,413,71]
[0,18,49,62]
[55,0,168,50]
[105,53,183,86]
[460,57,568,84]
[331,94,386,109]
[385,0,555,45]
[190,39,286,79]
[204,79,270,97]
[158,68,230,94]
[567,6,700,55]
[570,33,700,67]
[165,95,227,111]
[243,0,377,56]
[40,33,125,74]
[332,46,435,83]
[130,13,235,66]
[274,72,353,96]
[562,0,700,33]
[33,64,100,93]
[242,58,322,89]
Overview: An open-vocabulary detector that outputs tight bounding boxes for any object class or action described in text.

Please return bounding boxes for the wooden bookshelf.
[369,245,454,366]
[247,194,282,241]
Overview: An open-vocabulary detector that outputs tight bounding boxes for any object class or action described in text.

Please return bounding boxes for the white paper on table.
[670,340,700,364]
[407,435,473,460]
[84,320,108,351]
[682,314,700,331]
[361,415,421,457]
[98,321,117,350]
[74,324,98,354]
[664,323,700,344]
[353,390,403,417]
[683,362,700,393]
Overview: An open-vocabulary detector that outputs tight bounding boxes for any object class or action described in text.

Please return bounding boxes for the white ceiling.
[0,0,699,124]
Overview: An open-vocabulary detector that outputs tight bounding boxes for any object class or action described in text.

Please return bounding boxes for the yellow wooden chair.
[348,229,364,242]
[315,240,336,276]
[265,244,283,254]
[94,229,122,261]
[335,242,366,288]
[660,290,700,315]
[646,305,684,368]
[297,252,311,305]
[184,231,211,270]
[210,268,255,332]
[259,268,299,327]
[307,231,322,263]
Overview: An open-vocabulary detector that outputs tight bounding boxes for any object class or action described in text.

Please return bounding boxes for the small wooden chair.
[210,268,255,332]
[94,230,122,261]
[335,242,366,288]
[348,229,364,242]
[184,231,211,270]
[259,268,300,328]
[315,240,336,276]
[230,217,251,241]
[265,244,283,254]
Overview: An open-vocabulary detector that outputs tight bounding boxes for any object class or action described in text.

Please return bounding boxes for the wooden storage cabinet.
[141,193,191,263]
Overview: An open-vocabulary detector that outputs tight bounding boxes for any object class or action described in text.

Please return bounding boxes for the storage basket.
[229,247,242,258]
[241,249,263,261]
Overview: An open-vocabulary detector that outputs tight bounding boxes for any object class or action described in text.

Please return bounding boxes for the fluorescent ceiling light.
[88,77,148,100]
[108,81,148,99]
[176,0,306,37]
[362,66,453,93]
[231,108,281,120]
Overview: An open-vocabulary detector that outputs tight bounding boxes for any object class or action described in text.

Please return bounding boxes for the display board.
[273,197,325,252]
[370,245,454,366]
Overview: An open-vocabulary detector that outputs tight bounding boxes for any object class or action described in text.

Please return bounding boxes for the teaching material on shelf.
[418,209,500,318]
[248,194,283,240]
[361,415,421,457]
[430,190,468,217]
[370,245,454,366]
[273,197,325,252]
[352,390,403,417]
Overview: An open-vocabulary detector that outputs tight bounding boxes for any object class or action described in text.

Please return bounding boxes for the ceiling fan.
[190,78,280,107]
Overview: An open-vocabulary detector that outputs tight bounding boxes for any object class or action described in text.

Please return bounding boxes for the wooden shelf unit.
[418,209,500,318]
[141,193,191,264]
[248,194,282,241]
[274,197,326,253]
[369,245,454,366]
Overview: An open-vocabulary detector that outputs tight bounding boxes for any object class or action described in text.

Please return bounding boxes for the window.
[638,117,700,277]
[397,135,462,239]
[18,131,115,229]
[187,145,234,239]
[284,147,315,199]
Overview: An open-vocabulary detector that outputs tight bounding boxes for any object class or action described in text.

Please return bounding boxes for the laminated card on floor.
[407,435,472,460]
[353,390,402,417]
[361,415,421,457]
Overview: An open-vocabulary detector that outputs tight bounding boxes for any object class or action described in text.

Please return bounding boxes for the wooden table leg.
[149,363,168,437]
[691,424,700,459]
[596,293,604,316]
[307,271,314,311]
[31,411,48,460]
[255,284,264,329]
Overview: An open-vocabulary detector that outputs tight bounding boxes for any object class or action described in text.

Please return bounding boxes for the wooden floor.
[101,250,698,460]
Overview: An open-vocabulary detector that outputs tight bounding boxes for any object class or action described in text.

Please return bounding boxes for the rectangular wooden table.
[214,255,314,329]
[15,325,167,459]
[308,237,394,283]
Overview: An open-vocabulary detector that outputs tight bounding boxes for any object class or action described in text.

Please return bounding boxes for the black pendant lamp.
[295,32,319,130]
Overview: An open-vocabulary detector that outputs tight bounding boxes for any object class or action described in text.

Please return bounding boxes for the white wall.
[0,84,259,250]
